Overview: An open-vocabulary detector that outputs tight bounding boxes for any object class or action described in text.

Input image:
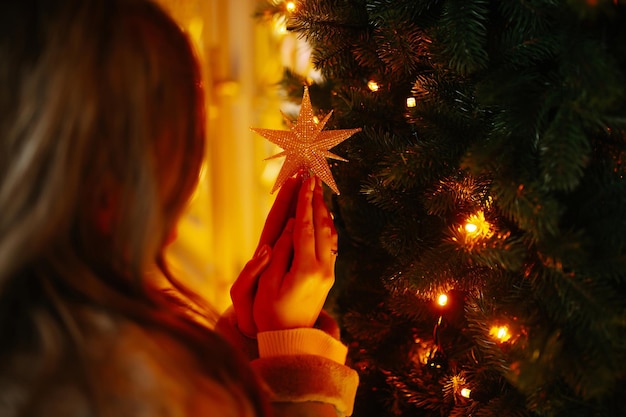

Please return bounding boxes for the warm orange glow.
[261,150,284,187]
[273,16,288,35]
[367,80,380,92]
[461,388,472,398]
[406,97,416,107]
[489,325,511,342]
[159,0,275,315]
[313,115,320,124]
[412,338,436,365]
[285,1,296,12]
[216,80,240,97]
[463,210,490,237]
[437,294,448,306]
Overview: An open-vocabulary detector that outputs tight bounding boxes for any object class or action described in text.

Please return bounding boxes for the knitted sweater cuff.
[250,354,359,416]
[257,328,348,364]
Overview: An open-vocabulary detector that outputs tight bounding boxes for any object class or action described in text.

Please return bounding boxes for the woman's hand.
[253,176,338,332]
[230,175,302,337]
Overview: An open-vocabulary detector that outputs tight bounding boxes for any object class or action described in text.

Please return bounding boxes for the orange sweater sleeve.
[257,327,348,364]
[216,308,359,416]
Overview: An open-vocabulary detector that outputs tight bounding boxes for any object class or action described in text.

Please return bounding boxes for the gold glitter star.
[252,86,361,194]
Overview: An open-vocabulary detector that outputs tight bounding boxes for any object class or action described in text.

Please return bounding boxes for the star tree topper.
[252,86,361,194]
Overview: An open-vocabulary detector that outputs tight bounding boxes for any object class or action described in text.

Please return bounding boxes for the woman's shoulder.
[1,306,257,417]
[84,307,261,417]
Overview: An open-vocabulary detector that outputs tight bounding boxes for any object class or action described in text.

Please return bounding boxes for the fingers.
[256,176,302,252]
[257,218,295,295]
[250,176,339,334]
[312,177,338,266]
[292,176,316,268]
[230,244,271,337]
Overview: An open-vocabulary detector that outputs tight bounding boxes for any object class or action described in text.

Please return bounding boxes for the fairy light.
[367,80,380,92]
[285,1,296,12]
[461,388,472,398]
[313,115,319,124]
[437,294,448,307]
[464,211,490,236]
[464,222,478,233]
[456,210,493,249]
[489,325,511,343]
[406,97,416,107]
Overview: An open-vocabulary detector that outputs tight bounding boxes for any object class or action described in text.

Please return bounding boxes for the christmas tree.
[257,1,626,416]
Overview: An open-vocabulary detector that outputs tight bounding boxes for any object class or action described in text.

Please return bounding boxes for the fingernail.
[254,244,269,258]
[308,176,316,191]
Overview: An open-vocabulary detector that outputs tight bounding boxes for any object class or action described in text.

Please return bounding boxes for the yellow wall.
[155,0,285,314]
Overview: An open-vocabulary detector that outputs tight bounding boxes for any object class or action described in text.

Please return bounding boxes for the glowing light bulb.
[462,211,491,238]
[367,80,380,92]
[437,294,448,306]
[285,1,296,12]
[489,325,511,342]
[313,116,319,124]
[461,388,472,398]
[406,97,416,107]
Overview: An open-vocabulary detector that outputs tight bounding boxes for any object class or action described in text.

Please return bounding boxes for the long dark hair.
[0,0,269,415]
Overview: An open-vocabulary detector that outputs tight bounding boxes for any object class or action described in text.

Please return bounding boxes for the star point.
[251,86,361,194]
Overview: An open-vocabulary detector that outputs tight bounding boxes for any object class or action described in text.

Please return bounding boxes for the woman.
[0,0,358,416]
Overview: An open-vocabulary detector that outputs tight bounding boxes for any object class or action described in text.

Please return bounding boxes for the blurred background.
[154,0,311,314]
